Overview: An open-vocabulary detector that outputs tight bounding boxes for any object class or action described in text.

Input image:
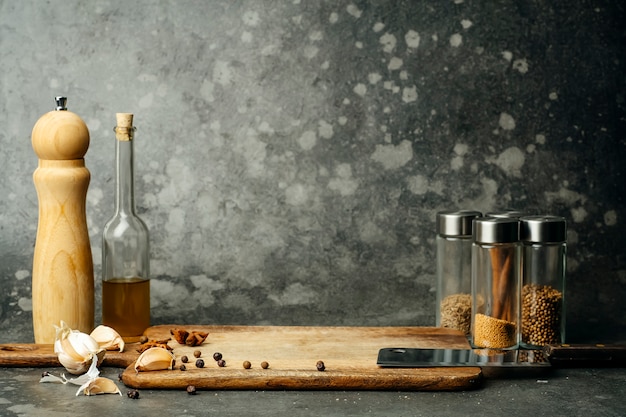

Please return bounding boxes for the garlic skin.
[90,325,125,352]
[134,347,175,372]
[41,352,122,396]
[54,321,105,375]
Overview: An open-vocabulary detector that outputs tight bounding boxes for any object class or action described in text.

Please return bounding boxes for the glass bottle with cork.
[436,210,482,336]
[102,113,150,341]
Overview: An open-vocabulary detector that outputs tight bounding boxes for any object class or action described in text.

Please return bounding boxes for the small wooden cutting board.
[122,325,482,391]
[0,343,138,368]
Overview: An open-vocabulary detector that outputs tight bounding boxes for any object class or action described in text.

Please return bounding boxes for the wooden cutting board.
[121,325,482,391]
[0,343,138,369]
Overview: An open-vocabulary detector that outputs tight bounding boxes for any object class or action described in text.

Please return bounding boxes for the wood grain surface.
[0,343,138,369]
[31,107,94,344]
[122,325,483,391]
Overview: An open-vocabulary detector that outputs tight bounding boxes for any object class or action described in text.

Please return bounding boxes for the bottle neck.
[115,136,136,215]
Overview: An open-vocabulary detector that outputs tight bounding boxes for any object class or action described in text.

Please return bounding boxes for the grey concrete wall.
[1,0,624,343]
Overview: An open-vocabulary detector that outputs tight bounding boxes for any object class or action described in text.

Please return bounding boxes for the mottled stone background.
[0,0,624,343]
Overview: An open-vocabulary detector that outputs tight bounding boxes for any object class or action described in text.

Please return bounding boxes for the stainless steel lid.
[520,215,567,243]
[484,209,527,219]
[473,217,519,243]
[436,210,482,237]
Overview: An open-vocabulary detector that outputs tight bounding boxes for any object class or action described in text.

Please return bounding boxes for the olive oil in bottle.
[102,113,150,341]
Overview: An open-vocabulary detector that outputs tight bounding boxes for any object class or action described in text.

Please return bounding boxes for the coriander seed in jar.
[519,215,567,348]
[436,210,482,336]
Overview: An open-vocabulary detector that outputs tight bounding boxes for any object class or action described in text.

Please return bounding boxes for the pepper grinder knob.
[55,96,67,111]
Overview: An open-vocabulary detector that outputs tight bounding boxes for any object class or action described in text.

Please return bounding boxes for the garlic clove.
[54,321,106,375]
[90,325,125,352]
[77,377,122,396]
[57,351,90,375]
[58,348,106,375]
[134,347,175,372]
[68,331,103,358]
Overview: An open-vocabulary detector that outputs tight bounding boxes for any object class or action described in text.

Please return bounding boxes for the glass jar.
[519,215,566,348]
[471,217,521,349]
[436,210,482,335]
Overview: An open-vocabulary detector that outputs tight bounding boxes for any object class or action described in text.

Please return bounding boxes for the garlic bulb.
[134,347,175,372]
[54,321,105,375]
[90,325,125,352]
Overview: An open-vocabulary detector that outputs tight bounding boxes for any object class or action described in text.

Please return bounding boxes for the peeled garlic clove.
[134,347,175,372]
[54,321,106,375]
[90,325,125,352]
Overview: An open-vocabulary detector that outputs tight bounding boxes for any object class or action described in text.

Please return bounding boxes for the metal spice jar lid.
[436,210,482,237]
[472,217,519,244]
[484,209,527,219]
[520,215,566,243]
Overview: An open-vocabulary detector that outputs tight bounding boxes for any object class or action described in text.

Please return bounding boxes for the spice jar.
[436,210,482,335]
[471,217,521,349]
[519,215,566,348]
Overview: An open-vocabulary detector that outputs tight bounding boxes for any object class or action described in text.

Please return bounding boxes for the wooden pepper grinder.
[31,96,94,343]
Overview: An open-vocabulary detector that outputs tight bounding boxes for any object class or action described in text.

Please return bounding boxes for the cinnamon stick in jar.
[471,218,520,349]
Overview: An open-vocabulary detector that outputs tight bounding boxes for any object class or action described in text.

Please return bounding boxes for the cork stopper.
[31,97,90,160]
[115,113,134,141]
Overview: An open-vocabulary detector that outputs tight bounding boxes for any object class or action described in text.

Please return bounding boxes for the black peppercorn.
[243,360,252,369]
[316,360,325,371]
[196,358,205,368]
[213,352,222,361]
[181,355,189,363]
[186,385,197,395]
[217,359,226,367]
[193,350,202,358]
[127,389,140,399]
[180,364,187,371]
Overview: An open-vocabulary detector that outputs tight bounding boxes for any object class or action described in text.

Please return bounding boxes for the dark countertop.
[1,366,625,416]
